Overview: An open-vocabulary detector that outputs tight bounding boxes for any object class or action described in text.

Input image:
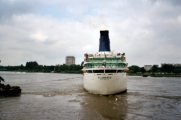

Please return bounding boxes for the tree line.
[1,61,181,74]
[0,61,83,73]
[128,65,181,74]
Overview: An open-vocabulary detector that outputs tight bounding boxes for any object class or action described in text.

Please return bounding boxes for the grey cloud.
[1,0,181,66]
[164,0,181,6]
[0,0,42,19]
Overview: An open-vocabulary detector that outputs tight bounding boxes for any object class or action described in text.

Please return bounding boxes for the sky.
[0,0,181,67]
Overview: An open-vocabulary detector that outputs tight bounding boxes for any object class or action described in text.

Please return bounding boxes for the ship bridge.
[82,30,128,73]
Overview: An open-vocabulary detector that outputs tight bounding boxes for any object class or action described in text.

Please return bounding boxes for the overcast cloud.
[0,0,181,66]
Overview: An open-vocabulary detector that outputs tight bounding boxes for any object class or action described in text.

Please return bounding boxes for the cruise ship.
[82,30,128,95]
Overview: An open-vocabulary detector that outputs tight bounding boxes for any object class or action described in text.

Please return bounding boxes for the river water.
[0,72,181,120]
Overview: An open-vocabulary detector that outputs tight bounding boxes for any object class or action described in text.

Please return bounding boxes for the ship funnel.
[99,30,110,52]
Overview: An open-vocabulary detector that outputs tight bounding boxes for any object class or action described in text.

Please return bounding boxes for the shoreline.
[1,71,181,77]
[0,70,82,74]
[128,73,181,77]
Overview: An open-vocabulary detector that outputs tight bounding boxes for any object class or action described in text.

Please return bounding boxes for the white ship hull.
[83,73,127,95]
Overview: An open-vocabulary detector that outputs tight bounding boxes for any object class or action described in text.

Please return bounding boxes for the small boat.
[0,84,21,95]
[142,74,148,77]
[0,76,21,96]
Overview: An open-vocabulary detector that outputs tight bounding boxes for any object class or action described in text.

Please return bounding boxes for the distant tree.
[156,69,161,73]
[20,64,24,70]
[55,66,60,72]
[140,67,146,73]
[60,64,68,71]
[151,65,158,73]
[127,70,134,74]
[128,65,140,73]
[26,62,29,69]
[0,62,83,73]
[173,68,181,74]
[38,65,43,70]
[26,61,39,70]
[161,65,174,73]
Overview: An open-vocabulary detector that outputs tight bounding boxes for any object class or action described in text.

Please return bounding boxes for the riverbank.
[0,70,82,74]
[150,74,181,77]
[128,73,181,77]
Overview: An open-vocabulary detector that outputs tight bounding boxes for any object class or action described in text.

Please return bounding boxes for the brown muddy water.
[0,72,181,120]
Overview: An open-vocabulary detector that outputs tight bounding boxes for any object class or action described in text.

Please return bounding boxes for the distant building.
[173,64,181,67]
[144,65,153,71]
[132,65,138,66]
[65,56,75,65]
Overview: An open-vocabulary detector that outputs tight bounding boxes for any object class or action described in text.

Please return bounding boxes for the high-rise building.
[144,65,153,71]
[65,56,75,65]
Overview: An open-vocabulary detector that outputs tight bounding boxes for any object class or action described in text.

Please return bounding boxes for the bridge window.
[105,70,117,73]
[93,70,104,73]
[87,70,92,73]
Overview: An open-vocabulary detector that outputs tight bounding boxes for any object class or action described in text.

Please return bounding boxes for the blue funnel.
[99,30,110,52]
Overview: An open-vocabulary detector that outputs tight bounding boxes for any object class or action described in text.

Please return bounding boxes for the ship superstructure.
[82,30,128,95]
